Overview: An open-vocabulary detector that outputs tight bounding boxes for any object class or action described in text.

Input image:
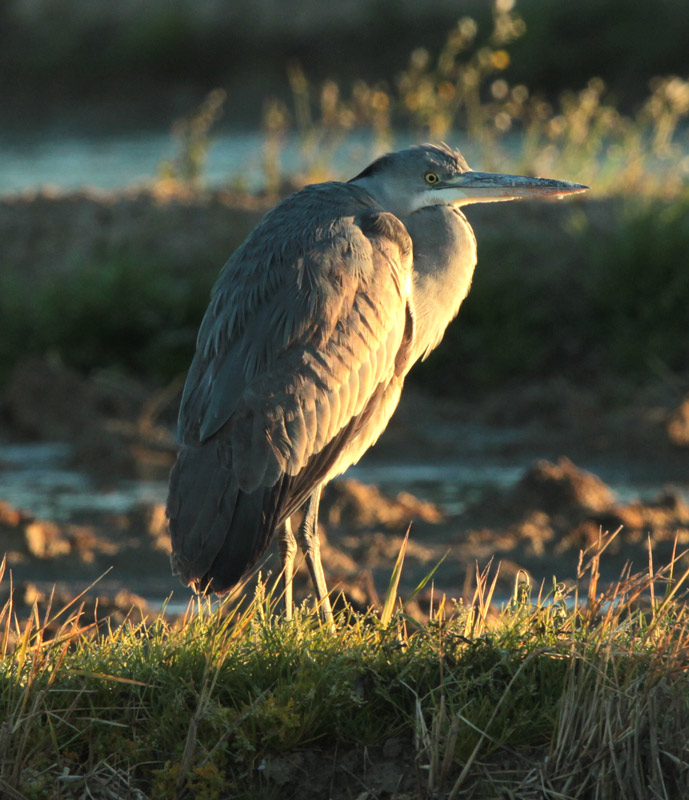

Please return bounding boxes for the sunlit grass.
[1,539,689,798]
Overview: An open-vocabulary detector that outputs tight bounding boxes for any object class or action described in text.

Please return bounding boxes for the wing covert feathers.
[167,183,416,594]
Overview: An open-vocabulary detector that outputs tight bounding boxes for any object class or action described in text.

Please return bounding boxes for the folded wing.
[167,184,415,592]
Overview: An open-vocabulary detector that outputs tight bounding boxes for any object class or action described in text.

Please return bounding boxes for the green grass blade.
[380,525,410,627]
[404,550,450,605]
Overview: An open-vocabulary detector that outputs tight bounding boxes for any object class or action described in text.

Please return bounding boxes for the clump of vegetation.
[417,196,689,389]
[576,197,689,377]
[1,540,688,798]
[0,251,211,383]
[159,89,227,189]
[3,195,688,390]
[256,1,689,198]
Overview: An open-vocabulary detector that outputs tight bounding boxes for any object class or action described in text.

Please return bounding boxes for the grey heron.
[167,144,587,627]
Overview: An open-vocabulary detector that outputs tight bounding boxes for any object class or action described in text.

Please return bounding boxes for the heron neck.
[402,205,477,363]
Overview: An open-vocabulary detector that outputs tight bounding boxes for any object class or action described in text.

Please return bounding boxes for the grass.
[393,195,689,390]
[3,194,689,393]
[577,198,689,377]
[1,540,689,799]
[0,251,211,385]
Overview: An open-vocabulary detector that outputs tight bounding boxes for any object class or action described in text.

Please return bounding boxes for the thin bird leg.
[278,518,298,621]
[296,485,334,631]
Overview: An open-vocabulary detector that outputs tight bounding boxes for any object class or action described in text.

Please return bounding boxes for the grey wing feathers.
[167,183,415,592]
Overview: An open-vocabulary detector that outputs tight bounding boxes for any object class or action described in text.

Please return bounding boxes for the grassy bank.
[3,191,688,395]
[1,548,688,799]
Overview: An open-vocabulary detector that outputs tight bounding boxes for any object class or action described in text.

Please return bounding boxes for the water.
[1,130,257,194]
[0,442,167,521]
[0,438,518,521]
[0,129,387,195]
[0,129,503,196]
[0,432,683,524]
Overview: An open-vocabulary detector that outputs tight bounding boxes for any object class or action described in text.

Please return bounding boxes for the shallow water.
[0,130,388,195]
[0,129,511,195]
[0,429,683,524]
[0,442,165,521]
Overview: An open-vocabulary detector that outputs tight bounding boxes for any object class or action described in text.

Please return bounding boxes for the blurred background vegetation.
[2,0,689,398]
[3,0,689,127]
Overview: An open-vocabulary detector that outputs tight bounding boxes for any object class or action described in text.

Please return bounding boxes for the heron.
[167,143,587,627]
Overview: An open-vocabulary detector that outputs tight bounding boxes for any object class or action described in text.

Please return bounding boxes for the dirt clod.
[322,479,444,528]
[667,395,689,447]
[512,456,616,515]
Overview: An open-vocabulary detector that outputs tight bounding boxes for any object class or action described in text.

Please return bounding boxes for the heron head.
[350,143,588,216]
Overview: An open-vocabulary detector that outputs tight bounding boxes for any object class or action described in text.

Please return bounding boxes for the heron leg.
[278,518,298,621]
[296,485,334,631]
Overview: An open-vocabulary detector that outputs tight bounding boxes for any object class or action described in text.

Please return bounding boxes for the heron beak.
[438,171,589,205]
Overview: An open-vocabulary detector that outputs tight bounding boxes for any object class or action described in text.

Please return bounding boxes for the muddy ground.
[1,355,687,627]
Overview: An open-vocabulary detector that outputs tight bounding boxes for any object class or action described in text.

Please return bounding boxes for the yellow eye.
[424,172,439,184]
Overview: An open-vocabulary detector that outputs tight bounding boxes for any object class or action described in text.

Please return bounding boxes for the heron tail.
[166,443,278,594]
